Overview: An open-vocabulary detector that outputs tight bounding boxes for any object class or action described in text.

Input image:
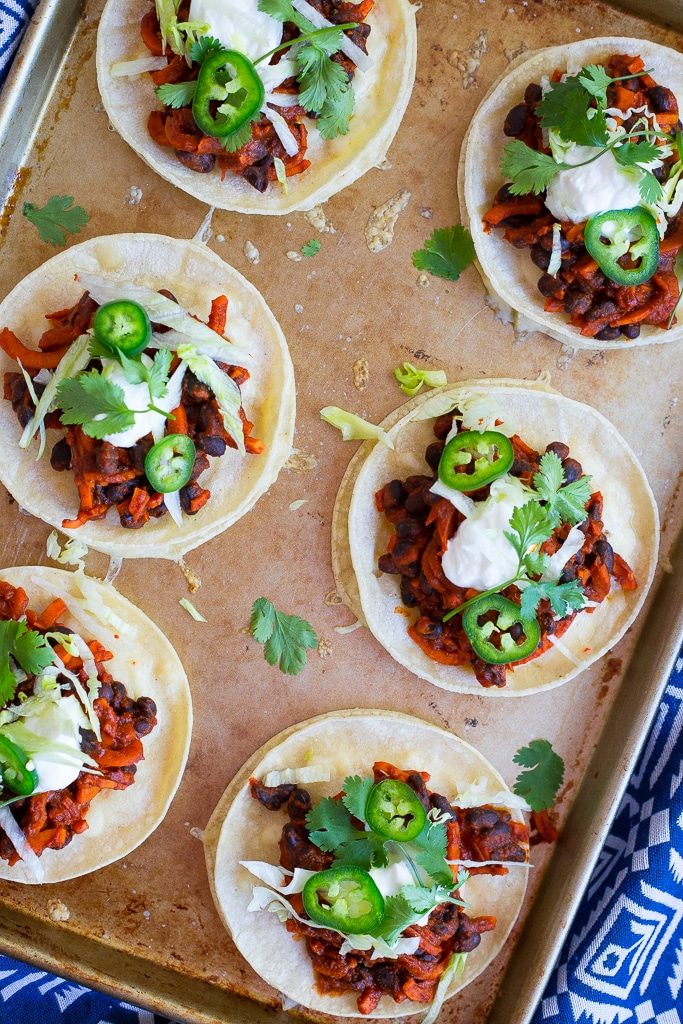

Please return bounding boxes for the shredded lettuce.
[176,345,245,454]
[394,362,447,398]
[0,806,44,878]
[110,56,168,77]
[263,765,331,787]
[19,333,92,452]
[179,597,207,622]
[273,157,290,193]
[320,407,394,449]
[77,273,251,365]
[419,953,468,1024]
[155,0,208,56]
[46,531,89,569]
[17,363,46,459]
[547,223,562,277]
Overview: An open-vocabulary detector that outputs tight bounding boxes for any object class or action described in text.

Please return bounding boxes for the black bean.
[559,566,577,583]
[504,103,528,136]
[588,499,602,521]
[174,150,216,173]
[378,553,398,574]
[564,288,593,316]
[190,451,210,481]
[105,481,134,504]
[17,406,32,428]
[530,244,551,271]
[421,620,443,639]
[242,155,273,193]
[134,719,155,737]
[404,489,427,515]
[539,612,556,634]
[134,696,157,718]
[524,82,542,105]
[586,300,617,322]
[425,441,444,470]
[495,184,515,203]
[595,326,622,341]
[120,512,146,529]
[649,85,677,114]
[396,518,421,539]
[434,414,456,440]
[430,793,456,820]
[382,480,405,509]
[595,539,614,573]
[50,438,72,472]
[466,808,499,829]
[621,324,641,339]
[561,457,583,482]
[537,274,563,299]
[99,682,114,703]
[400,578,418,607]
[545,441,570,461]
[130,440,150,471]
[198,434,226,457]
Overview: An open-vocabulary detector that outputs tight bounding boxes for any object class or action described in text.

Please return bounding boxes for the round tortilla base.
[96,0,417,214]
[204,709,528,1018]
[0,565,192,883]
[335,379,659,696]
[0,233,295,558]
[459,37,683,350]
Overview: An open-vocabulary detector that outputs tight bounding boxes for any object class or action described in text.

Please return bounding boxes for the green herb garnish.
[56,370,172,440]
[155,80,198,108]
[412,226,476,282]
[301,239,322,257]
[513,739,565,811]
[250,598,318,675]
[23,196,89,247]
[0,622,54,705]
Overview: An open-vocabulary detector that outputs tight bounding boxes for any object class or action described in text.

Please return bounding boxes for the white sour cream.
[188,0,282,60]
[100,360,181,449]
[17,696,90,793]
[441,476,533,591]
[545,146,643,224]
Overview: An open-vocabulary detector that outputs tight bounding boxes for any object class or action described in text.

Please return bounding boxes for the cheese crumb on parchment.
[353,358,369,391]
[365,189,411,253]
[304,205,336,234]
[244,240,260,265]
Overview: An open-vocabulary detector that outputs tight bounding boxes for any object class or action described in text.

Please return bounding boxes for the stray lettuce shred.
[320,407,394,449]
[394,362,447,398]
[179,597,207,623]
[420,953,468,1024]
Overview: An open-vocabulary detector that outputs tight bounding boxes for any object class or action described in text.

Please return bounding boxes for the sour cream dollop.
[545,146,643,224]
[15,696,90,793]
[441,476,533,591]
[188,0,282,60]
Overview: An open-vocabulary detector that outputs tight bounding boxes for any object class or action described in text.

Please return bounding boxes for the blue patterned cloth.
[0,9,682,1023]
[0,0,38,87]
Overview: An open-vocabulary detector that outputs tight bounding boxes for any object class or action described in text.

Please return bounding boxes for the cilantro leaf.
[306,797,358,851]
[519,578,586,619]
[412,226,475,282]
[301,239,321,258]
[639,170,664,205]
[57,371,136,440]
[155,80,197,109]
[258,0,313,33]
[249,597,318,675]
[577,64,613,104]
[0,621,54,706]
[297,42,348,112]
[189,35,223,63]
[23,196,89,247]
[532,452,592,526]
[412,820,452,886]
[537,76,608,147]
[221,120,255,153]
[500,141,561,196]
[118,352,148,385]
[146,349,172,399]
[504,501,557,569]
[317,81,355,139]
[335,834,389,869]
[341,775,374,821]
[612,139,661,168]
[513,739,564,812]
[373,894,423,945]
[400,882,464,914]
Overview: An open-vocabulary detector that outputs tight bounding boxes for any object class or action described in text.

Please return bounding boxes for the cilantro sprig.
[23,196,89,247]
[513,739,564,812]
[412,226,475,282]
[56,363,173,440]
[0,622,55,705]
[304,773,470,944]
[250,598,318,675]
[257,0,357,138]
[501,64,669,205]
[443,452,589,623]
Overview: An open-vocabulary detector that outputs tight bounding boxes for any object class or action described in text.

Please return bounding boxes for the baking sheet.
[0,0,681,1022]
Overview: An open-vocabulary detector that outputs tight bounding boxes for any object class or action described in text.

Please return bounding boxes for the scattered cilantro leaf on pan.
[56,372,136,440]
[519,579,586,620]
[500,141,561,196]
[513,739,565,812]
[23,196,89,247]
[412,226,475,282]
[341,775,374,821]
[250,598,318,675]
[532,452,592,526]
[155,80,197,109]
[0,621,54,705]
[189,35,223,63]
[301,239,322,257]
